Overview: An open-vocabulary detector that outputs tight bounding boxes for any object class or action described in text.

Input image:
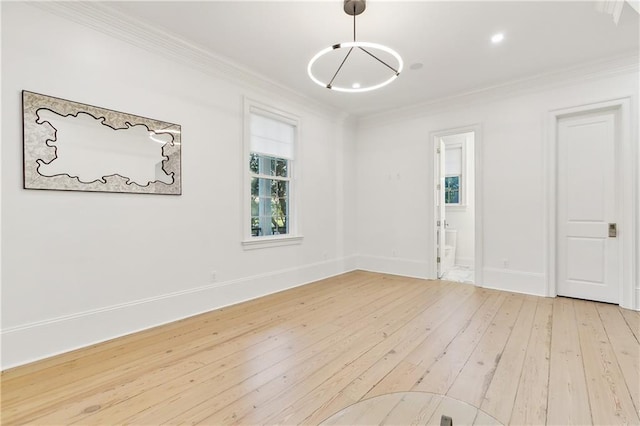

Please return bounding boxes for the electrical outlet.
[501,258,509,268]
[210,271,217,283]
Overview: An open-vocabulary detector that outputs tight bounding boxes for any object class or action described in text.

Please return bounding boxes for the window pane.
[445,176,460,204]
[250,153,259,174]
[250,177,289,236]
[251,216,261,236]
[274,158,288,177]
[249,153,288,177]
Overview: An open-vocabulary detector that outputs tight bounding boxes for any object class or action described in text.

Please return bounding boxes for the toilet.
[442,229,457,273]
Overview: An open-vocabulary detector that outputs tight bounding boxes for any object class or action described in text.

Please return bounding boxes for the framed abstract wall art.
[22,91,181,195]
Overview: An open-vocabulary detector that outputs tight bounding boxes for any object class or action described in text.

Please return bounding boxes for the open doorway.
[434,129,477,284]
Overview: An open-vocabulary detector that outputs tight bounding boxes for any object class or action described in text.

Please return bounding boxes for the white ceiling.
[106,1,639,116]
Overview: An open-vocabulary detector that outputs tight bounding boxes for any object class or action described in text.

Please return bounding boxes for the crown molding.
[358,52,639,127]
[29,2,347,122]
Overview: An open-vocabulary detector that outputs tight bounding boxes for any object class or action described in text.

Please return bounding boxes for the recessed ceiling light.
[491,33,505,44]
[352,82,361,89]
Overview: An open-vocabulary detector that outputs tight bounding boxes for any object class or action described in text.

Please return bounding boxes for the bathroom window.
[445,144,464,206]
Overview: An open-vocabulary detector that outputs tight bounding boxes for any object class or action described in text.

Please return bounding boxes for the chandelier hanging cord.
[353,3,356,41]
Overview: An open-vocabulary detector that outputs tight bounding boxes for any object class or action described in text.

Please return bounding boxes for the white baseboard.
[481,267,546,297]
[356,255,431,280]
[1,256,357,370]
[619,288,640,311]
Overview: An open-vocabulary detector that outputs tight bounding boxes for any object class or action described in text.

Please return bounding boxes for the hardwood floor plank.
[480,298,536,424]
[408,292,506,395]
[508,299,552,426]
[379,393,441,425]
[350,393,404,425]
[358,290,495,400]
[619,307,640,343]
[446,293,524,407]
[319,395,384,426]
[575,300,640,425]
[597,303,640,413]
[473,409,503,426]
[547,297,592,425]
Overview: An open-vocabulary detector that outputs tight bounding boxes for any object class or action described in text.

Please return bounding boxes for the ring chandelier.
[307,0,403,93]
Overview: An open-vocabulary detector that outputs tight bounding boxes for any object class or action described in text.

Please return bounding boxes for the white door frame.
[546,97,637,310]
[431,124,483,286]
[437,138,446,279]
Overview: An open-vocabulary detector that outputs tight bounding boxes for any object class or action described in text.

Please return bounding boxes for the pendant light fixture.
[307,0,403,93]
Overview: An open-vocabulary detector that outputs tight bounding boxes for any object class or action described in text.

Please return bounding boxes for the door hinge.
[437,148,441,154]
[437,183,441,190]
[437,256,441,263]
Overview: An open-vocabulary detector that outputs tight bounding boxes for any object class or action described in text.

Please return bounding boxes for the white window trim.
[444,141,467,210]
[242,234,304,250]
[241,98,303,249]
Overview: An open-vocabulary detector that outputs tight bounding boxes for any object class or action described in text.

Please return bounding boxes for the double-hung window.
[243,101,301,248]
[444,143,464,206]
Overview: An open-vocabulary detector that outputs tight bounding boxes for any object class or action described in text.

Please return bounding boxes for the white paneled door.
[557,110,619,303]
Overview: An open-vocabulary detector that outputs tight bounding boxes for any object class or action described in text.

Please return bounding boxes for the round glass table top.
[319,392,503,425]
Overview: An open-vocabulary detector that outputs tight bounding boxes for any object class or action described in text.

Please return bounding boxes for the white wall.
[0,3,357,369]
[355,66,638,299]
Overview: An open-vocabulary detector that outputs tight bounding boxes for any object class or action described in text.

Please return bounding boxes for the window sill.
[241,235,304,250]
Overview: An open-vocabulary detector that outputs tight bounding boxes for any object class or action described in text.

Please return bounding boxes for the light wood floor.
[2,271,639,425]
